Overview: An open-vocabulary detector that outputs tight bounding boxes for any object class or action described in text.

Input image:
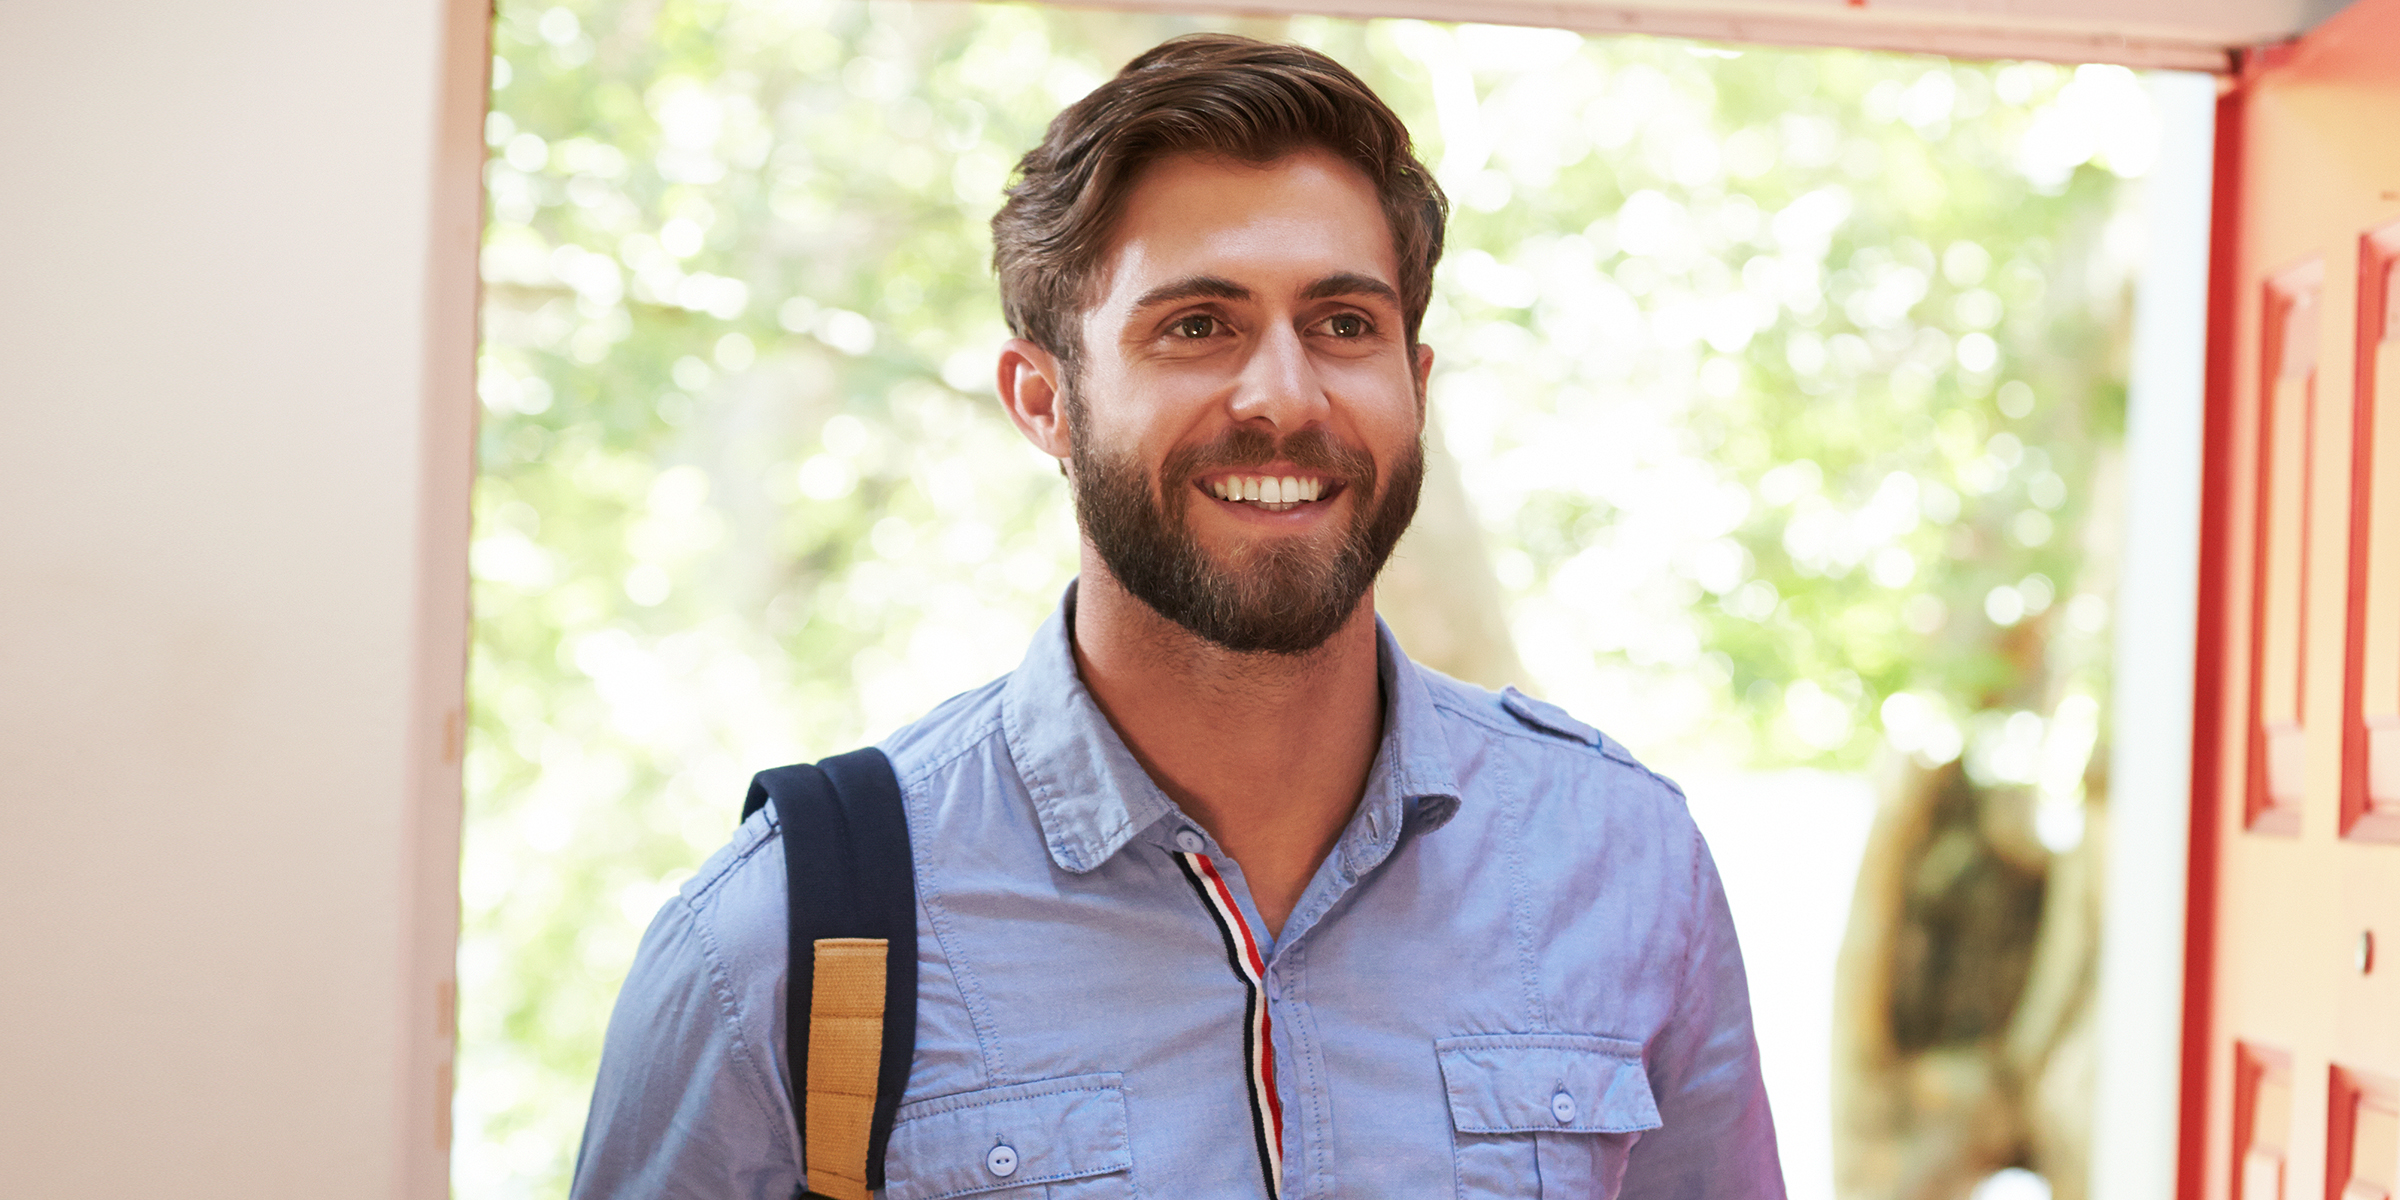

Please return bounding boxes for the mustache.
[1160,426,1376,490]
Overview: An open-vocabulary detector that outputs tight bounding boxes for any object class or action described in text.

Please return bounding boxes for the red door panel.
[2345,226,2400,842]
[2253,262,2324,834]
[2327,1066,2398,1200]
[2243,1043,2298,1200]
[2191,1,2400,1197]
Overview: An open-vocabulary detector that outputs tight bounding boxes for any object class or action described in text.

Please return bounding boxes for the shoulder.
[674,671,1018,951]
[677,662,1008,951]
[583,809,802,1195]
[1411,664,1697,855]
[1415,664,1687,801]
[683,669,1014,938]
[673,804,789,980]
[875,672,1011,791]
[1410,667,1715,940]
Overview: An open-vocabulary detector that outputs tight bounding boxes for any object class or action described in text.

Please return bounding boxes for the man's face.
[1064,148,1431,655]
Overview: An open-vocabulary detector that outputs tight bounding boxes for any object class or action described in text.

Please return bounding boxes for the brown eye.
[1173,314,1216,339]
[1324,313,1368,338]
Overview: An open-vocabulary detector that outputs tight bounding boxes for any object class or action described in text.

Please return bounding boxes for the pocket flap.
[1435,1034,1661,1135]
[881,1072,1130,1200]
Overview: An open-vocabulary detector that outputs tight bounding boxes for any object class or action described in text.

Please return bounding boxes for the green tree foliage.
[465,2,2140,1193]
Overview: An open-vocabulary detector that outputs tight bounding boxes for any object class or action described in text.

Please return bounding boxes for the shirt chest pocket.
[1436,1035,1661,1199]
[880,1072,1133,1200]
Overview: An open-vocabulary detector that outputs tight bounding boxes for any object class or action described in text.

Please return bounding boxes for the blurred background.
[460,3,2169,1195]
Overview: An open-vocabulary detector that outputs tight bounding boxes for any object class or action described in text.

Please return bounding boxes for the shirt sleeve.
[569,890,802,1200]
[1620,833,1787,1199]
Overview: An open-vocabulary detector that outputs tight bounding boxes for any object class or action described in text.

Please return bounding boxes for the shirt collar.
[999,581,1463,875]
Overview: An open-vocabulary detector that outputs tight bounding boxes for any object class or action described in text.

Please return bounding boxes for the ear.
[1411,342,1435,413]
[997,338,1071,462]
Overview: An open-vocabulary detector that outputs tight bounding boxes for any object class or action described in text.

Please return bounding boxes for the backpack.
[738,747,918,1200]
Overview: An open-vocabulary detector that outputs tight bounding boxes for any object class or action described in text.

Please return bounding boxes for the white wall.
[0,3,484,1196]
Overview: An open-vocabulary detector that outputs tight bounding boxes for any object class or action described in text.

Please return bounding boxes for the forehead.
[1093,149,1399,304]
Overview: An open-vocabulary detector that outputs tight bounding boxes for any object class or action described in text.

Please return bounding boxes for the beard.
[1067,398,1424,657]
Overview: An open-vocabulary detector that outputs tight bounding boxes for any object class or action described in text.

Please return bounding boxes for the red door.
[2190,1,2400,1196]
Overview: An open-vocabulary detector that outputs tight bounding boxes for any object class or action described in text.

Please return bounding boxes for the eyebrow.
[1299,272,1402,307]
[1128,272,1403,313]
[1131,275,1249,310]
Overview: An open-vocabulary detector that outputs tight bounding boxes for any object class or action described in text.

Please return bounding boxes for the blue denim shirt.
[572,592,1782,1199]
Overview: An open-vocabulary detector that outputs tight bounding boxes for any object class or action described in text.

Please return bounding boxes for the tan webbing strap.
[805,938,887,1200]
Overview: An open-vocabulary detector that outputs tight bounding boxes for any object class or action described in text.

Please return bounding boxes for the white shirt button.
[986,1144,1019,1178]
[1174,828,1206,853]
[1550,1090,1577,1125]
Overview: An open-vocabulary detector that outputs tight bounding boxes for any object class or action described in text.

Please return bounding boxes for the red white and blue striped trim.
[1174,851,1283,1198]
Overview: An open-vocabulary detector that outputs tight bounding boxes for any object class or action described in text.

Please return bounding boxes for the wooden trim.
[404,0,489,1190]
[2183,74,2244,1200]
[2343,224,2400,842]
[1031,0,2237,69]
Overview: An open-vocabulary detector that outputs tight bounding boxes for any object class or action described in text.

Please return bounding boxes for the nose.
[1226,321,1330,432]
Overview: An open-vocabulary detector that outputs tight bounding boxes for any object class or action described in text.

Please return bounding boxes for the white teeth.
[1212,475,1326,504]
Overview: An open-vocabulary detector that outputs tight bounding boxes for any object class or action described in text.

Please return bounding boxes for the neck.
[1069,552,1385,937]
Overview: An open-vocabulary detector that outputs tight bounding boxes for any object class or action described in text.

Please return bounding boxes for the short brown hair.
[991,34,1447,376]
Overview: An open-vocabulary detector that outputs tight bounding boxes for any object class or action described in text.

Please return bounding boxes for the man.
[574,34,1781,1199]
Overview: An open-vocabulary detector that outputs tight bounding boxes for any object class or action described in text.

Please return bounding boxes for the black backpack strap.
[741,746,917,1197]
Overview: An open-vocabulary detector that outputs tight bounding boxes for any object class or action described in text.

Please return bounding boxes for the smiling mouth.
[1202,473,1334,513]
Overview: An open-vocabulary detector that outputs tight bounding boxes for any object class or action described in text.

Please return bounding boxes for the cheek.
[1068,395,1194,490]
[1326,359,1425,436]
[1095,378,1237,459]
[1088,349,1200,411]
